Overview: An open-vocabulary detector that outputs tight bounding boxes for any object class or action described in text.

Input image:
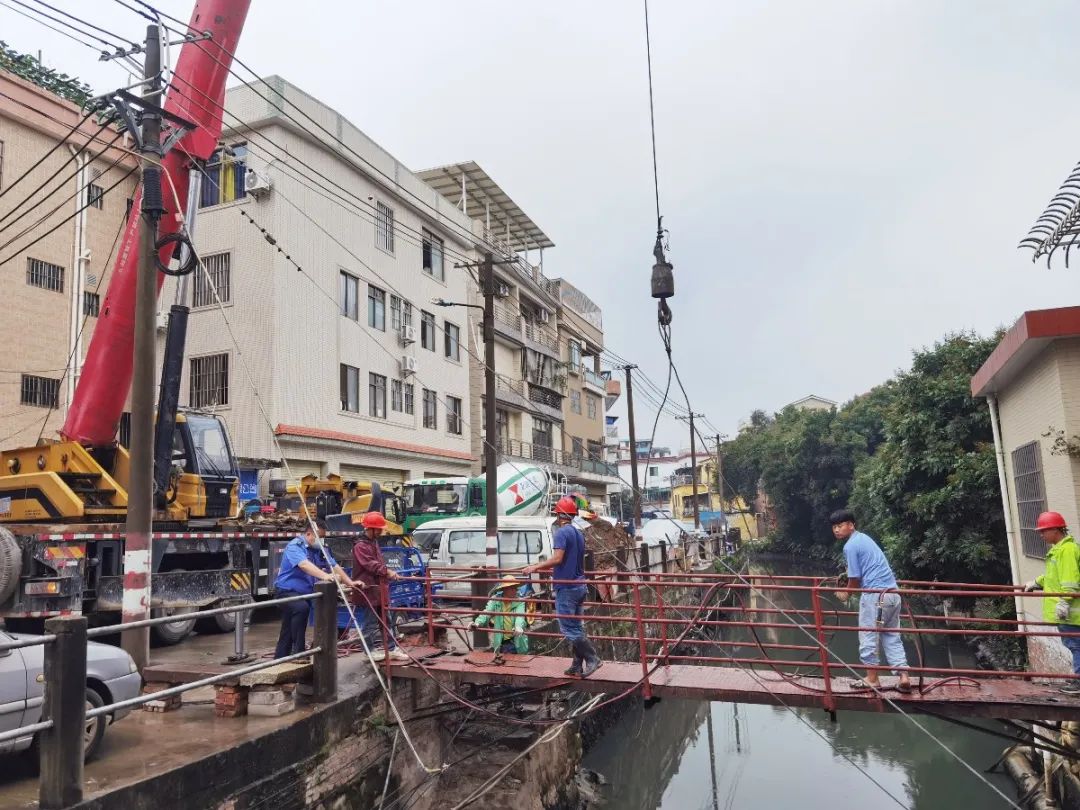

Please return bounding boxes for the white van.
[413,515,556,597]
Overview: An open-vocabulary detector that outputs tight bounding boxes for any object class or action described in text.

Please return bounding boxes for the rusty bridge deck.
[392,651,1080,722]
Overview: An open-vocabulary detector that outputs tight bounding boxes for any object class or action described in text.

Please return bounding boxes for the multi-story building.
[167,77,476,496]
[0,70,139,450]
[417,163,619,503]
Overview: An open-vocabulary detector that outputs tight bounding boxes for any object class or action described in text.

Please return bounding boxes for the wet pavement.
[0,612,381,808]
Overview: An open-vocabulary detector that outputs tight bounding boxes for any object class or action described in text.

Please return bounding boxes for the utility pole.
[622,365,642,533]
[122,24,162,669]
[482,252,499,566]
[677,412,705,530]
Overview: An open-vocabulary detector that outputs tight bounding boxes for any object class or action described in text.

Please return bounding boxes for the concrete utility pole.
[677,412,705,530]
[622,365,642,533]
[122,24,162,669]
[482,252,499,565]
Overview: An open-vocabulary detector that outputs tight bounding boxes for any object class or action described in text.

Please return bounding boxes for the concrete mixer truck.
[401,463,551,535]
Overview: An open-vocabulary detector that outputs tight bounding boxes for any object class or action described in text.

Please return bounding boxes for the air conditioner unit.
[401,355,419,376]
[400,325,417,345]
[495,282,511,298]
[244,168,272,197]
[538,308,550,324]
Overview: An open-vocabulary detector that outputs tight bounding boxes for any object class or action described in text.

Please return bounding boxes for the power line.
[23,0,137,51]
[0,106,94,202]
[0,0,111,55]
[643,0,661,228]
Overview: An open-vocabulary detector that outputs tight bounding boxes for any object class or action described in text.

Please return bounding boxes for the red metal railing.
[384,564,1078,709]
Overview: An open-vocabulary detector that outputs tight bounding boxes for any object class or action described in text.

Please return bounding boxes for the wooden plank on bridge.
[390,651,1080,722]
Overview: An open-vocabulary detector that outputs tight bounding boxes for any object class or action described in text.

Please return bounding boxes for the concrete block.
[249,689,289,706]
[248,698,296,717]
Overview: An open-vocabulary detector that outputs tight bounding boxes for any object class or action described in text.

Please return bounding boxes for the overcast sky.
[5,1,1080,450]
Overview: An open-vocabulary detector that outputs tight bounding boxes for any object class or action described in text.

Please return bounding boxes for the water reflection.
[582,559,1015,809]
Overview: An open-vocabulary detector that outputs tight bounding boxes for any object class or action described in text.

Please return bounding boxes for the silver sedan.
[0,629,142,760]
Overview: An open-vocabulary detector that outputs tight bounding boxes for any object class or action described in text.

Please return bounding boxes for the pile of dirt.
[583,521,634,558]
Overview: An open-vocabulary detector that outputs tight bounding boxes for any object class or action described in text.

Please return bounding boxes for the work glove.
[1024,581,1042,593]
[467,621,477,630]
[1056,599,1071,622]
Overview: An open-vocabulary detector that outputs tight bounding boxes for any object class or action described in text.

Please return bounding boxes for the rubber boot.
[579,640,602,678]
[564,645,583,676]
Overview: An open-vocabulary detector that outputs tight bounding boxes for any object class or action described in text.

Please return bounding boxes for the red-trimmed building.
[972,306,1080,673]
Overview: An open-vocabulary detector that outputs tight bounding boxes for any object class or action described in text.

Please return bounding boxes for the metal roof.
[417,161,554,250]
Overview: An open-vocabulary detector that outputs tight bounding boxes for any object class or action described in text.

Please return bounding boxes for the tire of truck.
[194,596,253,634]
[0,526,22,608]
[150,568,198,645]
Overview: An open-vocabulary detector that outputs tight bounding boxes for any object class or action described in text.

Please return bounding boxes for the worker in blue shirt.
[831,509,911,693]
[522,496,602,677]
[273,521,355,658]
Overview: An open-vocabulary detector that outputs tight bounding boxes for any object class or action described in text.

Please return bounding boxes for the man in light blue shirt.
[831,509,911,692]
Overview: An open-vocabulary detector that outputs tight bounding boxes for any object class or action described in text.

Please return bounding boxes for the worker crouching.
[470,575,530,655]
[1024,511,1080,695]
[349,511,409,662]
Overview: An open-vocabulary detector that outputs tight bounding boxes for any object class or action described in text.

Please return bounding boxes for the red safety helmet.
[1036,511,1068,531]
[554,496,578,516]
[361,511,387,530]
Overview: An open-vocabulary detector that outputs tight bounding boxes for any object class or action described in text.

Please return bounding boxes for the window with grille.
[193,252,230,307]
[569,340,581,368]
[587,394,597,420]
[423,389,437,429]
[27,258,64,292]
[87,169,104,209]
[340,364,359,413]
[391,295,403,332]
[376,201,395,253]
[1013,441,1049,559]
[444,322,460,361]
[189,354,229,409]
[20,374,59,408]
[570,390,581,414]
[572,436,584,458]
[340,271,359,320]
[199,144,247,208]
[447,396,462,435]
[391,379,404,412]
[83,291,100,317]
[368,285,386,331]
[422,229,443,281]
[369,373,387,418]
[421,311,436,351]
[404,383,415,415]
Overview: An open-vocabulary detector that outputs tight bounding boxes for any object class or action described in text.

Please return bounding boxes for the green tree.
[0,41,91,106]
[850,332,1008,584]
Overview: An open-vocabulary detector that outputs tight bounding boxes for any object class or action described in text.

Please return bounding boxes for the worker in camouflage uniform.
[470,575,529,654]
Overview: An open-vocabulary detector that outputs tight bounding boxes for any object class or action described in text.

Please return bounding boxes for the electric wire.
[643,0,661,228]
[23,0,137,51]
[0,0,112,55]
[0,106,94,202]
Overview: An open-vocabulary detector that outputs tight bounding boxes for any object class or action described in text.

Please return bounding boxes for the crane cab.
[161,411,239,522]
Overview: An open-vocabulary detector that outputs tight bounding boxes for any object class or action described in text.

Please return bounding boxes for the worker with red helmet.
[349,510,408,662]
[522,495,602,677]
[1025,511,1080,693]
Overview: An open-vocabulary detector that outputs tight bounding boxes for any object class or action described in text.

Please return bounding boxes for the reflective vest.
[1037,535,1080,626]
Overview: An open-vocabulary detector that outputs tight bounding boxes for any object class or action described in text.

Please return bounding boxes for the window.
[533,419,553,448]
[391,379,404,412]
[189,353,229,408]
[83,291,100,317]
[375,201,395,252]
[340,271,359,320]
[448,530,542,555]
[368,285,386,331]
[27,258,64,292]
[390,295,404,332]
[570,390,582,414]
[422,229,444,281]
[648,466,659,477]
[444,322,460,361]
[193,252,230,307]
[20,374,59,408]
[496,408,510,448]
[423,389,437,429]
[569,340,581,369]
[369,373,387,418]
[572,436,584,458]
[587,394,597,420]
[86,169,104,209]
[340,364,359,413]
[421,311,436,351]
[447,396,462,435]
[199,143,247,208]
[1013,441,1049,559]
[404,383,415,415]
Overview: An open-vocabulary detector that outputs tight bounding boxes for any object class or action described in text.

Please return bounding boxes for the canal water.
[582,558,1016,809]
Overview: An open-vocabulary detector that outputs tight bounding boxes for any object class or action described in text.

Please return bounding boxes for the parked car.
[0,629,142,760]
[417,515,556,597]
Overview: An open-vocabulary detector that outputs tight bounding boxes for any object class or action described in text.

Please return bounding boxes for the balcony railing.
[583,368,606,391]
[498,438,618,479]
[605,425,619,439]
[524,321,559,352]
[493,302,522,332]
[528,382,563,409]
[495,376,525,398]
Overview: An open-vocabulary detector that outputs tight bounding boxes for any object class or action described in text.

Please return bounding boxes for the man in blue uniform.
[831,509,911,692]
[273,520,354,658]
[523,496,601,677]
